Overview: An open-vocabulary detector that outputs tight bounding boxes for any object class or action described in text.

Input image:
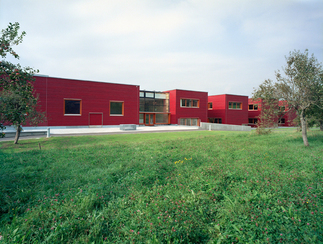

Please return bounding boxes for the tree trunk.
[300,110,309,147]
[320,120,323,131]
[14,124,21,144]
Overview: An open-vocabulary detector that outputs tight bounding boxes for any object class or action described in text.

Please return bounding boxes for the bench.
[119,124,137,131]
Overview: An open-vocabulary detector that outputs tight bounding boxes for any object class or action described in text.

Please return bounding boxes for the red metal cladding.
[165,89,208,124]
[208,94,248,125]
[32,76,139,126]
[89,113,103,126]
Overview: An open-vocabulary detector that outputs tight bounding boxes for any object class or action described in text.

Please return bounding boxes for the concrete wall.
[200,122,251,131]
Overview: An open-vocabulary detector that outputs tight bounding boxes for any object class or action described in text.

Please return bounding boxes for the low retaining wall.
[2,130,48,138]
[200,122,251,132]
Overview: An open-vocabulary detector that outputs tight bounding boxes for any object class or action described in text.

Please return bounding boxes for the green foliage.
[0,22,25,59]
[0,130,322,243]
[253,50,323,146]
[0,22,45,143]
[252,79,280,135]
[0,61,43,126]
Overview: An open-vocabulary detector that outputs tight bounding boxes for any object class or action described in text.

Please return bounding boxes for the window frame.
[248,118,258,124]
[228,101,242,110]
[208,102,213,110]
[248,104,258,111]
[179,117,200,126]
[208,118,222,124]
[180,98,200,108]
[64,99,82,116]
[110,101,124,116]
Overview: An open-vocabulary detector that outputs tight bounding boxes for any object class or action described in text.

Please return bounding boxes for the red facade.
[24,75,297,128]
[248,98,297,127]
[208,94,248,125]
[165,89,208,125]
[248,98,262,127]
[33,76,139,126]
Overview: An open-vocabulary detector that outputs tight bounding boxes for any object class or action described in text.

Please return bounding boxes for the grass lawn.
[0,129,322,243]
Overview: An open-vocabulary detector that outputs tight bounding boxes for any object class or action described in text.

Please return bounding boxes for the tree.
[252,79,280,135]
[0,22,45,144]
[253,49,323,146]
[306,76,323,131]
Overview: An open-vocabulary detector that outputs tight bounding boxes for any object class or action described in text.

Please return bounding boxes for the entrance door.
[145,114,154,126]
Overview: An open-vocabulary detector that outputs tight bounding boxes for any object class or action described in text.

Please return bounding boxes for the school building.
[31,75,296,127]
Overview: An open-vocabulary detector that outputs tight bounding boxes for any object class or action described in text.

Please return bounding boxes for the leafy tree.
[253,50,322,146]
[306,80,323,131]
[0,22,45,144]
[252,79,280,134]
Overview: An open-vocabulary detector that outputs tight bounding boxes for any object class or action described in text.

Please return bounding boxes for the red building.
[33,75,140,127]
[208,94,249,125]
[248,98,297,127]
[248,98,261,127]
[23,75,297,128]
[165,89,208,126]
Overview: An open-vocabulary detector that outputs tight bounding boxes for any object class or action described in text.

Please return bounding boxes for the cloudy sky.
[1,0,322,96]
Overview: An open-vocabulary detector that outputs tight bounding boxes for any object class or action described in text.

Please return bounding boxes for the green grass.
[0,129,322,243]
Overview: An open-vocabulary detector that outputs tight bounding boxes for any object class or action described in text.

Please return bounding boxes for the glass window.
[249,118,258,124]
[248,104,258,110]
[208,102,213,109]
[155,93,167,99]
[140,92,145,97]
[110,102,124,115]
[139,114,144,124]
[208,118,222,124]
[180,99,199,108]
[64,99,81,115]
[179,118,199,126]
[229,102,242,109]
[156,114,169,124]
[145,92,154,98]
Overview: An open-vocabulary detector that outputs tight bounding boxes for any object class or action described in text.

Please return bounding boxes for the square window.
[110,101,124,115]
[64,99,81,115]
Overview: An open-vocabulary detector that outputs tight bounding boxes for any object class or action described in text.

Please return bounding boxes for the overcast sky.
[1,0,322,96]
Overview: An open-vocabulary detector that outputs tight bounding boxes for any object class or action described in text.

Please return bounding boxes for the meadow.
[0,129,322,243]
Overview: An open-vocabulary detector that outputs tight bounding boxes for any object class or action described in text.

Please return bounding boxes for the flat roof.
[34,74,140,87]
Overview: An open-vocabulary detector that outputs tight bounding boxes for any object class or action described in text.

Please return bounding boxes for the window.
[229,102,242,109]
[248,118,258,124]
[180,99,199,108]
[110,101,124,115]
[179,118,199,126]
[278,118,285,124]
[64,99,81,115]
[248,104,258,110]
[208,102,213,109]
[208,118,222,124]
[145,92,154,98]
[139,114,144,124]
[156,114,169,124]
